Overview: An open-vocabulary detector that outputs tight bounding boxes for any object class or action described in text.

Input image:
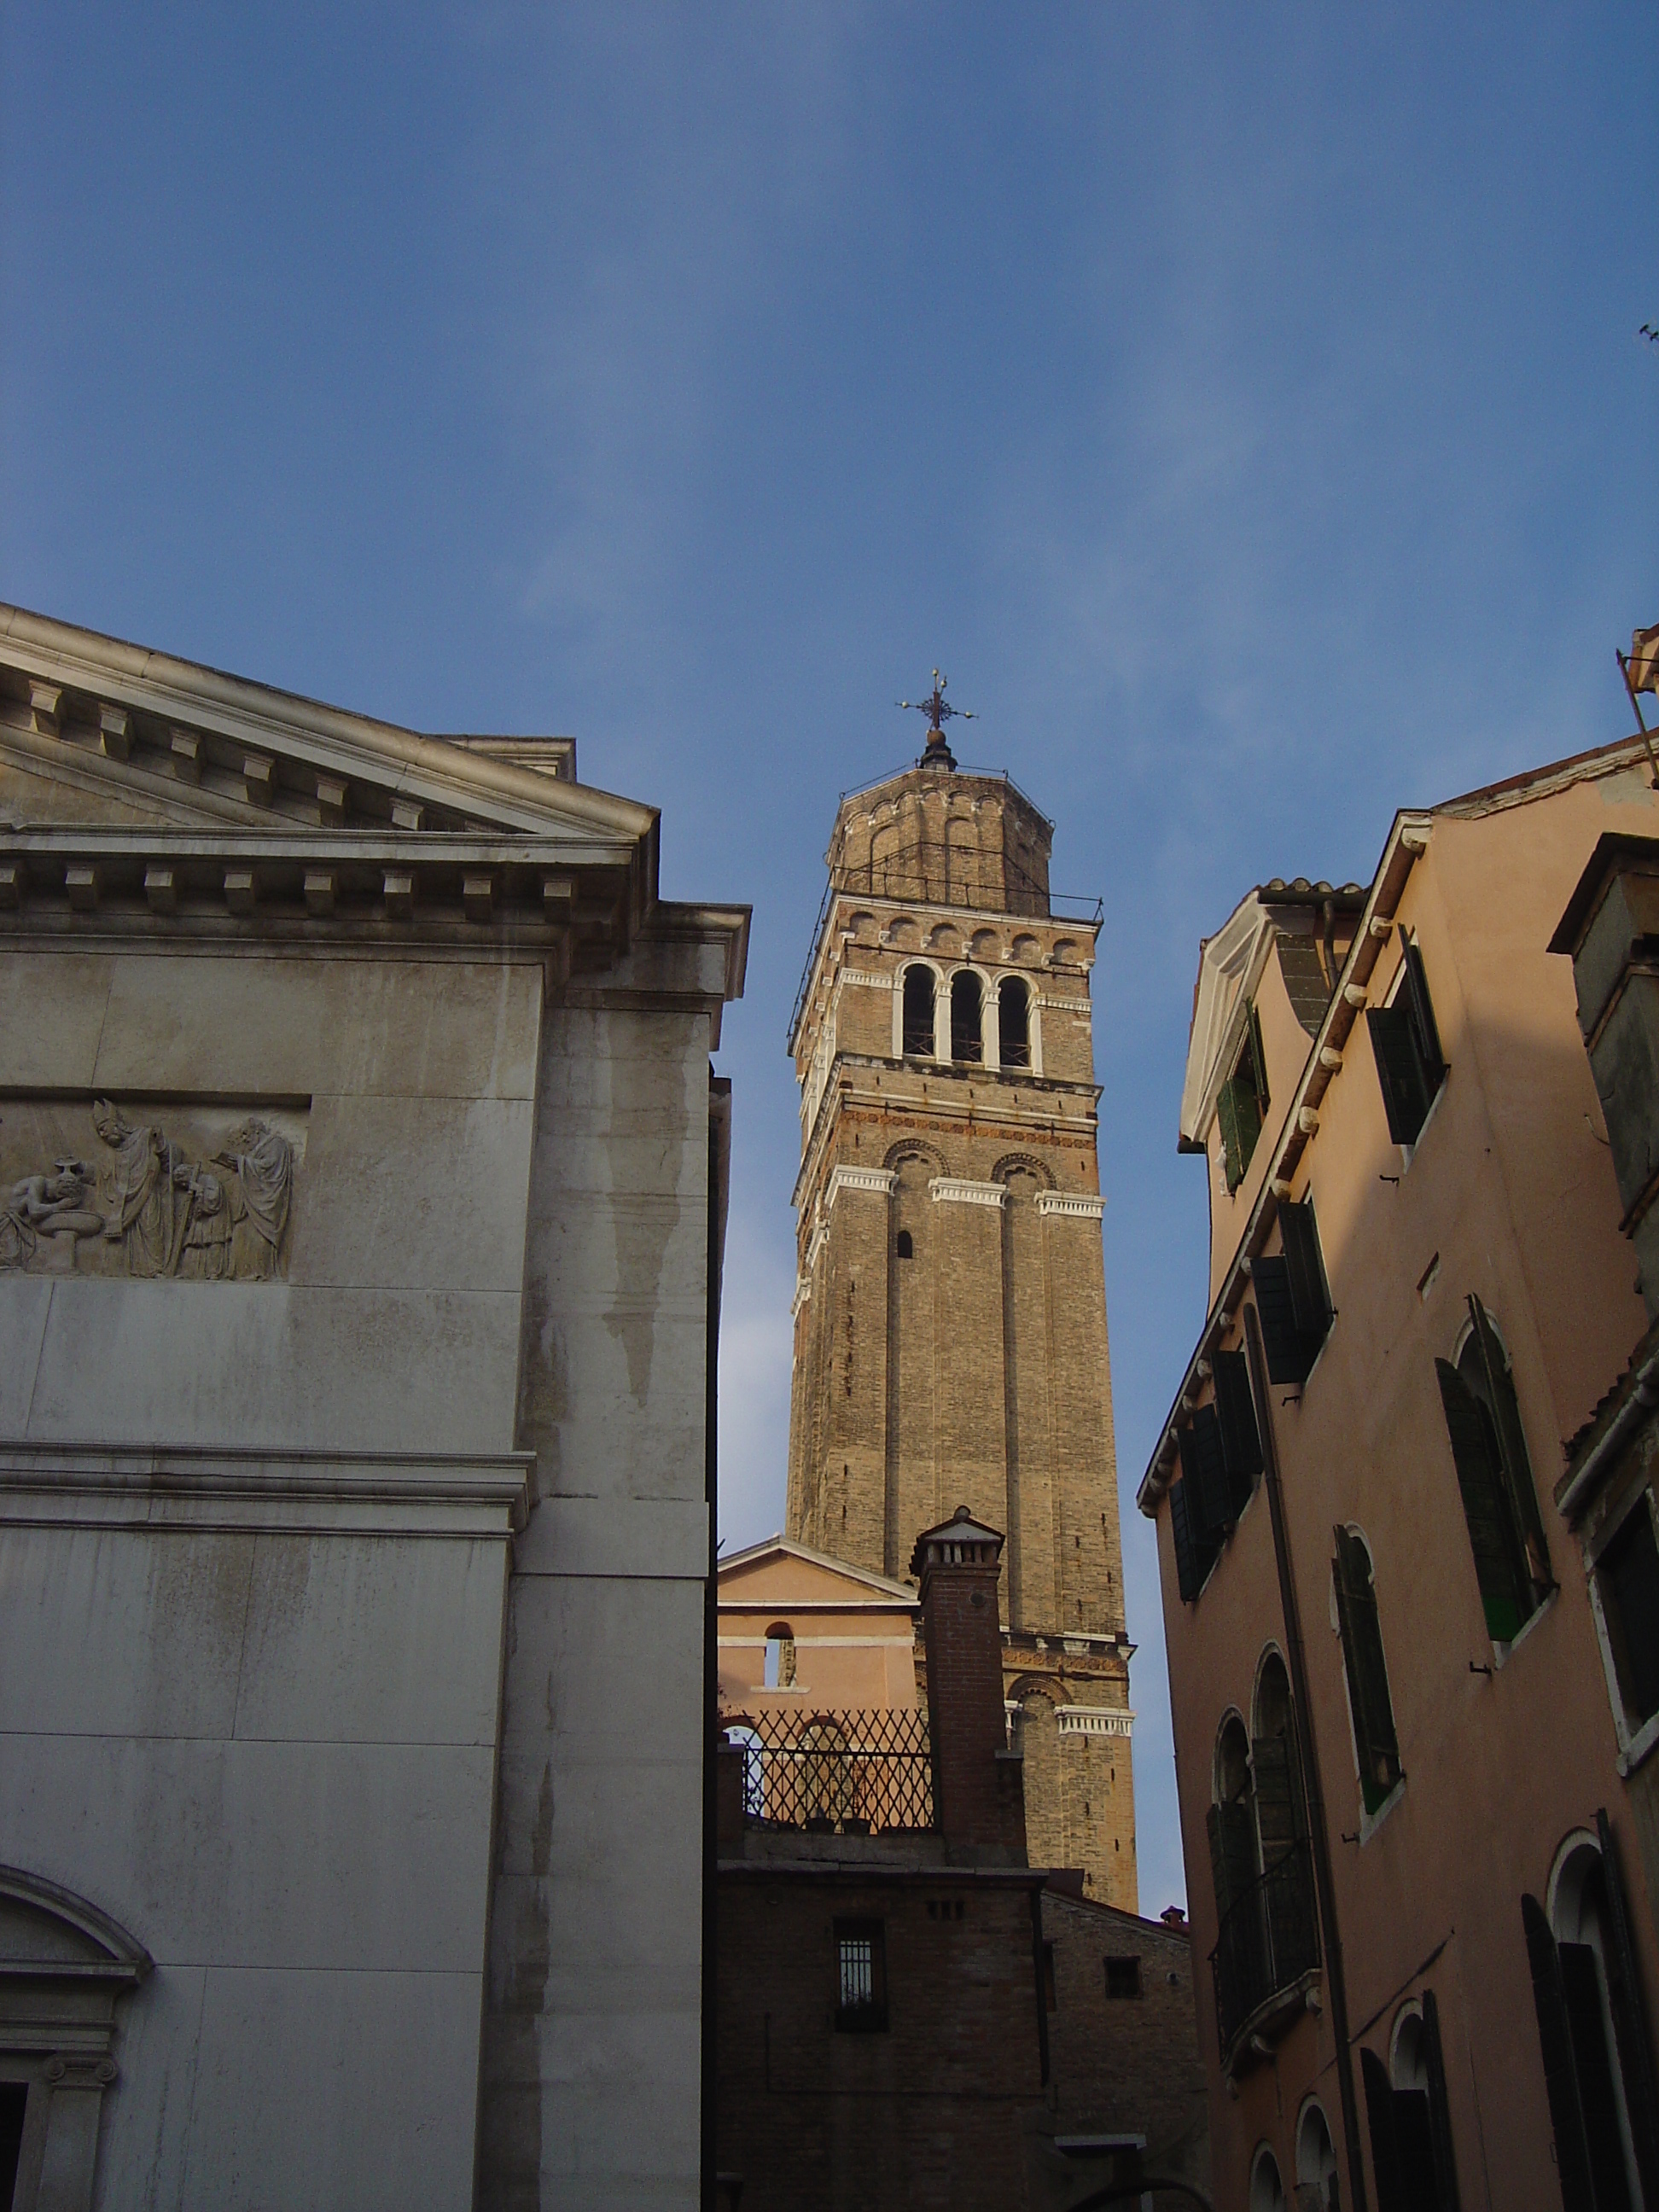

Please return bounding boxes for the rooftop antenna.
[898,669,974,771]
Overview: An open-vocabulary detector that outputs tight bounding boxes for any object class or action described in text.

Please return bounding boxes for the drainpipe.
[1243,1303,1368,2212]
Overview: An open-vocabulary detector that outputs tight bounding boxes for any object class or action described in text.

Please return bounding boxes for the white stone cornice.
[824,1164,898,1211]
[806,1223,829,1272]
[1036,1191,1107,1220]
[790,1274,812,1317]
[1056,1705,1135,1738]
[928,1177,1007,1209]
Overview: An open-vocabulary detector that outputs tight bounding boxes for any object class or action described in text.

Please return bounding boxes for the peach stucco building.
[1138,717,1659,2210]
[716,1537,921,1714]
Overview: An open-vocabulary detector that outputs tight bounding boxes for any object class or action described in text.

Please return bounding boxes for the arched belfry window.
[998,976,1031,1068]
[764,1622,796,1690]
[901,966,936,1058]
[950,972,983,1063]
[895,1230,913,1260]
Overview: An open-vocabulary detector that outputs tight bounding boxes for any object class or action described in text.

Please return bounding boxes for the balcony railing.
[1210,1842,1321,2052]
[721,1707,934,1834]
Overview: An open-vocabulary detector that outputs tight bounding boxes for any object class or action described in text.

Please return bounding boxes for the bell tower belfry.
[784,705,1138,1906]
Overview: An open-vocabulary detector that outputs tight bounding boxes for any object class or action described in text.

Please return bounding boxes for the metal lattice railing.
[721,1707,934,1834]
[1209,1840,1321,2051]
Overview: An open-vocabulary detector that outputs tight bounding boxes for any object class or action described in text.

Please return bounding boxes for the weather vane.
[899,669,974,736]
[897,670,974,767]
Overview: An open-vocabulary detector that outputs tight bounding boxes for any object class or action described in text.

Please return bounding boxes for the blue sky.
[3,3,1654,1914]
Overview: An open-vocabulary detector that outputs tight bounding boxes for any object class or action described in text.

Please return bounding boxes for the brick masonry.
[785,762,1137,1907]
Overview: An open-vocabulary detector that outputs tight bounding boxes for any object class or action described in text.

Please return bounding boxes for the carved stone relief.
[0,1097,303,1279]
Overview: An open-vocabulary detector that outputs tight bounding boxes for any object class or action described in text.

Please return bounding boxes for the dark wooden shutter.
[1362,2046,1408,2212]
[1596,1808,1659,2206]
[1333,1528,1400,1812]
[1170,1477,1201,1604]
[1420,1989,1462,2212]
[1179,1406,1231,1545]
[1522,1892,1597,2212]
[1561,1942,1635,2212]
[1394,2091,1441,2205]
[1253,1734,1317,1981]
[1435,1357,1527,1642]
[1213,1348,1262,1511]
[1369,1003,1430,1144]
[1281,1196,1333,1341]
[1467,1296,1551,1590]
[1254,1257,1313,1385]
[1402,935,1446,1091]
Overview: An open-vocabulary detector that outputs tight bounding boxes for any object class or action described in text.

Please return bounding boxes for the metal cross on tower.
[897,670,974,769]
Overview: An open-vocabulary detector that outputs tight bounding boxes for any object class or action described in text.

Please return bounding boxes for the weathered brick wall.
[1040,1892,1210,2185]
[717,1871,1047,2212]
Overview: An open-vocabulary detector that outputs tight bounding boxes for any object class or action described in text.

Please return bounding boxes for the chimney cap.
[910,1505,1006,1579]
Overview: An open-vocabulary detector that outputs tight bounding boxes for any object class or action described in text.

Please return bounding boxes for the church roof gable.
[718,1535,918,1609]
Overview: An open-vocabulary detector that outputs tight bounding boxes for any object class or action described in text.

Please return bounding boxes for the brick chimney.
[911,1507,1027,1860]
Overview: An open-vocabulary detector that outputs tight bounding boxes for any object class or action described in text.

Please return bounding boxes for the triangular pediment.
[719,1535,919,1609]
[0,602,653,847]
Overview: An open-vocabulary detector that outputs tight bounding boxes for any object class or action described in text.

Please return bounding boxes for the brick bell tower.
[784,690,1138,1906]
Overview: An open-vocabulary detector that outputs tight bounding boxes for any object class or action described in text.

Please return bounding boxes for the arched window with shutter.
[1332,1528,1402,1816]
[1435,1295,1552,1646]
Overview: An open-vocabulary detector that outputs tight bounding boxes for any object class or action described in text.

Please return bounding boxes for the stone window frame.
[0,1865,149,2212]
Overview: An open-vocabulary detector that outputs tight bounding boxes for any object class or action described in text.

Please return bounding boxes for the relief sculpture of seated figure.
[0,1161,107,1272]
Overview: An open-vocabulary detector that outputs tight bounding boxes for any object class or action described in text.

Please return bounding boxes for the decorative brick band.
[1036,1191,1107,1220]
[1056,1705,1135,1738]
[928,1178,1007,1209]
[824,1164,898,1211]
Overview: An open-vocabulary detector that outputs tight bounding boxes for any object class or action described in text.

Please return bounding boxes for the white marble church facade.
[0,605,746,2210]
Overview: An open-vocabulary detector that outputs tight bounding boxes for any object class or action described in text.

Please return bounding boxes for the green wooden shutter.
[1254,1257,1313,1385]
[1247,1000,1271,1112]
[1214,1347,1262,1512]
[1467,1296,1551,1592]
[1522,1892,1597,2212]
[1560,1943,1635,2212]
[1402,935,1446,1091]
[1435,1357,1528,1642]
[1179,1406,1231,1545]
[1596,1809,1659,2207]
[1421,1989,1463,2212]
[1362,2046,1408,2212]
[1170,1477,1201,1604]
[1217,1077,1246,1191]
[1281,1196,1333,1341]
[1333,1528,1401,1813]
[1368,1004,1430,1144]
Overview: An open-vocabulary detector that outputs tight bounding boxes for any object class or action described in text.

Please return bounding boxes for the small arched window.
[901,965,935,1057]
[764,1622,796,1691]
[895,1230,914,1260]
[950,971,983,1063]
[1249,2146,1287,2212]
[1295,2104,1337,2209]
[998,975,1031,1068]
[1209,1716,1266,2046]
[1332,1529,1401,1814]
